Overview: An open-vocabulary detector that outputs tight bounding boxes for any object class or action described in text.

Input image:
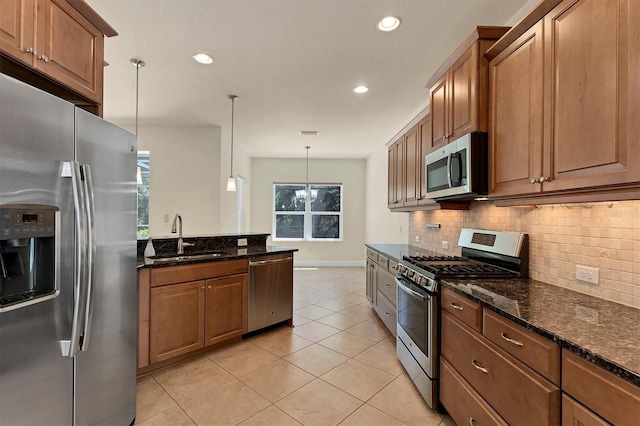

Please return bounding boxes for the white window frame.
[272,183,343,242]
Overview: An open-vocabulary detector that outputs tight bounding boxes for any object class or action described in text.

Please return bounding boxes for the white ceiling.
[86,0,530,159]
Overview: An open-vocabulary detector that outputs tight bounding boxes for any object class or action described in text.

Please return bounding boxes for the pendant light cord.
[305,145,310,198]
[130,58,145,137]
[228,95,238,177]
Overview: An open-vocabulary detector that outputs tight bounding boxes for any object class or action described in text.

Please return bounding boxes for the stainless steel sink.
[147,252,226,263]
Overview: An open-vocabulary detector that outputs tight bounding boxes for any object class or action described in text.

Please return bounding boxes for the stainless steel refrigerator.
[0,73,137,425]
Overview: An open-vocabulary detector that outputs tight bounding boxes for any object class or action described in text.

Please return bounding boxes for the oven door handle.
[395,278,426,301]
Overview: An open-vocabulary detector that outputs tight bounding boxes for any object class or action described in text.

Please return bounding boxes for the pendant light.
[131,58,145,184]
[226,94,238,192]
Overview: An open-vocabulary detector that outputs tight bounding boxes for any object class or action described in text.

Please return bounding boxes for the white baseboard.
[294,260,365,268]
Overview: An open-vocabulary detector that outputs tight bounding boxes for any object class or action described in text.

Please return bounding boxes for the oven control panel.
[397,263,437,292]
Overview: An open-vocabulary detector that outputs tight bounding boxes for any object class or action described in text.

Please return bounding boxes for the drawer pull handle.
[450,302,464,311]
[384,312,390,317]
[385,283,391,288]
[469,418,476,426]
[500,332,524,347]
[471,359,488,373]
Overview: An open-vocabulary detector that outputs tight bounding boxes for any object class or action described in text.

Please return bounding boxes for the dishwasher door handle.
[249,256,293,267]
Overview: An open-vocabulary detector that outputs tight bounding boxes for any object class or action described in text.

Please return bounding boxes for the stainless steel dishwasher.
[247,253,294,333]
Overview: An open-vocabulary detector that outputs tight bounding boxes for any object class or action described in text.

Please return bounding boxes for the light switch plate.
[237,238,248,247]
[442,241,449,250]
[415,235,420,243]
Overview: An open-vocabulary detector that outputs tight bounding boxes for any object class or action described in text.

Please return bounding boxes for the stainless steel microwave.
[424,132,488,200]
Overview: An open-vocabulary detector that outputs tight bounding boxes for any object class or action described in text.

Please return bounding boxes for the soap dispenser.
[144,238,155,257]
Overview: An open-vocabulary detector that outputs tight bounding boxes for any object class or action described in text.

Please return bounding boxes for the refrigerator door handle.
[80,164,96,351]
[60,161,88,357]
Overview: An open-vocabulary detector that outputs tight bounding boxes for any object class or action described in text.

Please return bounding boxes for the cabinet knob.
[530,178,539,184]
[208,285,212,289]
[38,55,49,62]
[25,47,35,55]
[539,176,549,183]
[201,285,205,290]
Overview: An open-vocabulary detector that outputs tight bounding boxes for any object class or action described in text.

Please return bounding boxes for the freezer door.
[0,74,75,424]
[74,109,138,425]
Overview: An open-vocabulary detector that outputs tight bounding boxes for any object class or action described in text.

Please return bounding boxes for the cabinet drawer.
[388,258,398,273]
[441,287,482,332]
[378,254,389,270]
[376,267,396,307]
[366,248,378,263]
[562,350,640,426]
[562,394,610,426]
[151,259,249,287]
[441,311,560,425]
[483,309,560,385]
[440,358,508,426]
[374,291,396,336]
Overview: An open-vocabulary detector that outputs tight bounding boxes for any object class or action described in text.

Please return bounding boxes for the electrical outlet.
[576,265,599,284]
[237,238,248,247]
[415,235,420,243]
[442,241,449,250]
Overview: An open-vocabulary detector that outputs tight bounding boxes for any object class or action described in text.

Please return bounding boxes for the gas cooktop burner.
[425,263,514,277]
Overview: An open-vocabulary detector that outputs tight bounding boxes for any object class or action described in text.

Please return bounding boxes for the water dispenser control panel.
[1,206,56,240]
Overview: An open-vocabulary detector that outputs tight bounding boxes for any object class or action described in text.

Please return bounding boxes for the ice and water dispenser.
[0,205,58,312]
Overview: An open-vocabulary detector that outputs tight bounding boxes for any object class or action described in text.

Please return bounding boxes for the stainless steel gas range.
[395,228,528,409]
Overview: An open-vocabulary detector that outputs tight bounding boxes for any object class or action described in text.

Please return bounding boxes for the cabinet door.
[489,21,544,197]
[387,138,404,208]
[205,273,247,346]
[417,115,431,202]
[430,74,449,149]
[449,45,477,140]
[35,0,104,102]
[543,0,640,191]
[562,395,610,426]
[0,0,35,66]
[150,281,205,364]
[387,145,395,208]
[403,124,419,205]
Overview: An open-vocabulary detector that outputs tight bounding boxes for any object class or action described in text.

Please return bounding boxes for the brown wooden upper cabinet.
[387,135,404,209]
[426,27,510,152]
[0,0,116,109]
[488,0,640,204]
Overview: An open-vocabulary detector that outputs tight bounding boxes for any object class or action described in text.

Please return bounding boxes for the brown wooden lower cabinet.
[150,280,206,364]
[205,274,248,346]
[440,358,507,426]
[441,310,561,425]
[562,394,610,426]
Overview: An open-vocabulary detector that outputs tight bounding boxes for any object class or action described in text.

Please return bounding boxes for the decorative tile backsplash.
[409,200,640,308]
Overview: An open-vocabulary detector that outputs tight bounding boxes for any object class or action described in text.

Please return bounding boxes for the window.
[273,184,342,241]
[137,152,150,239]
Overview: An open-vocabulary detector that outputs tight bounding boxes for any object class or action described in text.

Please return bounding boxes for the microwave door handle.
[452,152,463,185]
[446,153,453,187]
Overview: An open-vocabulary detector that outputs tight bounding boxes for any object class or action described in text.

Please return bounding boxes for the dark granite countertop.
[365,243,640,387]
[442,278,640,387]
[137,245,297,269]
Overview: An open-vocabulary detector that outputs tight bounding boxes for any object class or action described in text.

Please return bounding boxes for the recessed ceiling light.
[299,130,319,136]
[353,86,369,94]
[377,16,400,32]
[193,53,213,64]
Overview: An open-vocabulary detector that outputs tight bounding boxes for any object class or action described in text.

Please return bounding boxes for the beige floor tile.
[238,405,302,425]
[340,404,407,426]
[317,331,377,357]
[292,313,313,326]
[316,312,366,330]
[249,328,313,357]
[293,305,335,320]
[275,379,363,426]
[209,342,279,377]
[439,414,456,426]
[368,378,443,425]
[181,380,270,426]
[355,339,405,376]
[137,406,195,425]
[283,344,349,376]
[292,298,311,310]
[239,359,314,402]
[315,298,357,312]
[152,356,234,402]
[340,304,378,321]
[345,319,391,342]
[135,375,177,423]
[291,320,340,342]
[320,359,395,401]
[293,293,330,304]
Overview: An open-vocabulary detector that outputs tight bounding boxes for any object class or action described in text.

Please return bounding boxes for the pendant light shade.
[227,94,238,192]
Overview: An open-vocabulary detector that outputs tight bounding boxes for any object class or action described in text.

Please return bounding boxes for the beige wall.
[409,200,640,308]
[364,144,408,244]
[251,158,366,266]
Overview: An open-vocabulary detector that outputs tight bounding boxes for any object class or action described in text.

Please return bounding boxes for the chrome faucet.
[171,214,194,254]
